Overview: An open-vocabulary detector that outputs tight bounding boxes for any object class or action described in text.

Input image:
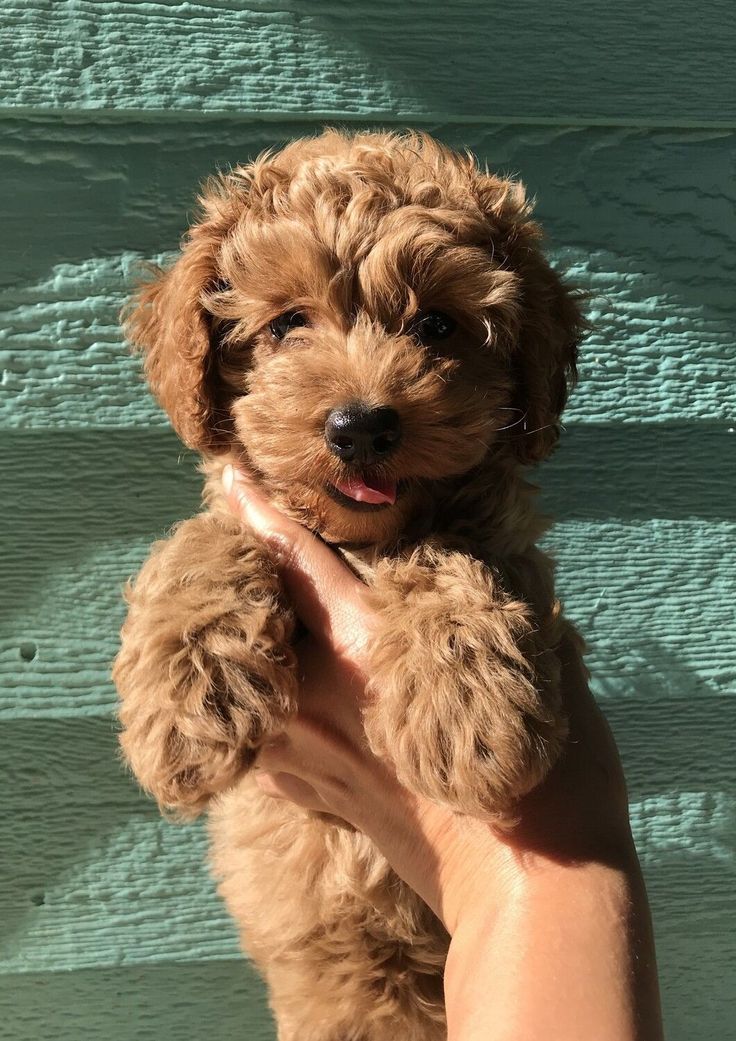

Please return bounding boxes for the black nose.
[325,404,402,464]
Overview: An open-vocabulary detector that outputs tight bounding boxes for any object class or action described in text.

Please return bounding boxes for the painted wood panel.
[3,1,735,124]
[2,2,735,1036]
[0,712,733,1041]
[0,962,273,1041]
[2,120,734,428]
[2,430,734,717]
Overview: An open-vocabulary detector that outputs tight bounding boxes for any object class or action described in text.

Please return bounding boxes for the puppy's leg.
[267,918,447,1041]
[211,785,448,1041]
[113,512,296,814]
[270,954,447,1041]
[363,544,567,817]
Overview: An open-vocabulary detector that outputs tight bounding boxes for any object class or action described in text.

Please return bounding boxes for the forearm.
[445,852,664,1041]
[226,472,664,1039]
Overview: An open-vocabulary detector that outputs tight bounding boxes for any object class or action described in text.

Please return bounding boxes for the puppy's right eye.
[411,310,457,343]
[269,310,310,340]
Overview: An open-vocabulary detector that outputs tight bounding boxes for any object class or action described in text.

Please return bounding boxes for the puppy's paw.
[363,545,567,818]
[115,512,297,814]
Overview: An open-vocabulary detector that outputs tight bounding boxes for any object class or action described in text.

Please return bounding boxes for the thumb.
[223,465,370,656]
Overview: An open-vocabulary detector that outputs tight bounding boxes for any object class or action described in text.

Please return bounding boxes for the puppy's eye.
[412,311,456,342]
[269,310,310,340]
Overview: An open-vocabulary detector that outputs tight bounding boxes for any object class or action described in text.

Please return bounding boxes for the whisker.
[504,420,557,441]
[518,420,554,438]
[495,407,529,433]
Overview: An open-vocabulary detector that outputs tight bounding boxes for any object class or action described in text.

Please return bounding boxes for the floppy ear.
[476,176,585,464]
[510,230,584,463]
[124,190,235,452]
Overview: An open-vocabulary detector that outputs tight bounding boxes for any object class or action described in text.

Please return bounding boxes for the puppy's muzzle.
[325,403,402,465]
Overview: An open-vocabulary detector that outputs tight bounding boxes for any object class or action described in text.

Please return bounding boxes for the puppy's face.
[128,131,582,544]
[211,205,521,543]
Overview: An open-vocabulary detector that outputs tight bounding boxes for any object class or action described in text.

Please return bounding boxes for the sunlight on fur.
[113,129,585,1041]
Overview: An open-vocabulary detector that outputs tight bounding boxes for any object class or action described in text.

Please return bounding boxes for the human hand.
[222,464,663,1040]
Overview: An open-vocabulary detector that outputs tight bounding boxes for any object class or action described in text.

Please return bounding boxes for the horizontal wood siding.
[1,3,734,1039]
[2,431,734,717]
[0,963,273,1041]
[3,1,735,123]
[3,121,734,426]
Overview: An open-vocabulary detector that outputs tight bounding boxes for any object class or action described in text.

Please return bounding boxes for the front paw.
[363,546,567,818]
[115,513,297,814]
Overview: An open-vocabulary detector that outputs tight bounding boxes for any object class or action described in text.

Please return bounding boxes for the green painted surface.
[0,712,733,976]
[2,1,735,124]
[0,719,239,972]
[1,3,735,1039]
[0,962,273,1041]
[2,430,734,719]
[3,120,734,426]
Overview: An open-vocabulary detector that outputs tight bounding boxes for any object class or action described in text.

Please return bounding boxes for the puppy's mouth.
[325,475,400,512]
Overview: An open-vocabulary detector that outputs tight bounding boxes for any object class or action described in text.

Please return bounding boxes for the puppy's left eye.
[411,311,456,342]
[269,310,310,340]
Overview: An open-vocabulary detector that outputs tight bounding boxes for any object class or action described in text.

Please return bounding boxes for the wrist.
[444,852,662,1041]
[402,799,519,935]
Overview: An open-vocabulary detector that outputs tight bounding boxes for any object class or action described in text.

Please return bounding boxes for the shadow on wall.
[541,422,735,522]
[4,417,735,628]
[0,717,241,973]
[1,641,733,960]
[3,418,734,722]
[3,120,734,317]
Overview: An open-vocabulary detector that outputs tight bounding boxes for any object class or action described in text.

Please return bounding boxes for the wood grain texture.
[0,721,237,972]
[2,430,734,718]
[0,962,273,1041]
[0,714,733,1041]
[0,720,234,973]
[2,119,734,427]
[2,11,735,1032]
[2,1,735,125]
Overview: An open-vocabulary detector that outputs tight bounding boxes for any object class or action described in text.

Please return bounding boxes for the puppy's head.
[126,130,583,544]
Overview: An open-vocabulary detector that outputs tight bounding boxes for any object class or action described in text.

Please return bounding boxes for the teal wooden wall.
[1,3,734,1038]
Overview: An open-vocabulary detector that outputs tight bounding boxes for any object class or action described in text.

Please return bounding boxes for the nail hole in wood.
[20,641,38,662]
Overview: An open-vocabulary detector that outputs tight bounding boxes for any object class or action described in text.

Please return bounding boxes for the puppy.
[113,129,584,1041]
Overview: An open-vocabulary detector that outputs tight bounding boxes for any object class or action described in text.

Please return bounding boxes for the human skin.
[222,464,665,1041]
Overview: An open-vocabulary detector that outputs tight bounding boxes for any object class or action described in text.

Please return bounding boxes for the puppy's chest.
[339,536,556,624]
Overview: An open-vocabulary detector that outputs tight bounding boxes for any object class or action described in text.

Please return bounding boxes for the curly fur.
[364,543,566,819]
[113,129,585,1039]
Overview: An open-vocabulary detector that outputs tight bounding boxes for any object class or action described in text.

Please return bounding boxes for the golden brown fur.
[113,129,584,1039]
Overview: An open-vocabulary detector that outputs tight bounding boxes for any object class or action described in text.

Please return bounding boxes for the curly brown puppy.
[113,129,585,1041]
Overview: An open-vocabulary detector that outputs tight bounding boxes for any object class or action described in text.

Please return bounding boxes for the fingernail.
[241,499,290,564]
[220,469,289,563]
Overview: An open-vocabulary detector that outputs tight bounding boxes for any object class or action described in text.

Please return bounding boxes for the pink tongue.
[336,476,397,505]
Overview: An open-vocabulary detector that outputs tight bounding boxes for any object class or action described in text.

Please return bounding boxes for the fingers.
[255,770,325,809]
[254,722,357,822]
[222,465,370,656]
[255,717,422,850]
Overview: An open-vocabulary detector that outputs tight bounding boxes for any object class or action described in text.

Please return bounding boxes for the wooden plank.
[0,949,731,1041]
[2,429,734,717]
[1,118,728,291]
[0,962,273,1041]
[3,120,734,427]
[548,518,736,700]
[0,953,731,1041]
[0,432,200,717]
[654,930,736,1041]
[0,722,239,971]
[0,944,730,1041]
[2,1,735,125]
[539,424,734,523]
[0,712,733,1039]
[0,719,238,971]
[0,717,238,973]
